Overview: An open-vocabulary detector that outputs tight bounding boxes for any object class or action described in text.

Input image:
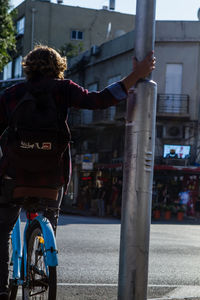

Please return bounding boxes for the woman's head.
[22,45,67,80]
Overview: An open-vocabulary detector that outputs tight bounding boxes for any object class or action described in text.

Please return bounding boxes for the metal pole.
[118,1,157,300]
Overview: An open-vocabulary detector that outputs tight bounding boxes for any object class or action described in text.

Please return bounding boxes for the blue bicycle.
[8,200,58,300]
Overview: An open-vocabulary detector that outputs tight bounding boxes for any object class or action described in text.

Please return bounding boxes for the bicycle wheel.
[8,237,18,300]
[23,219,57,300]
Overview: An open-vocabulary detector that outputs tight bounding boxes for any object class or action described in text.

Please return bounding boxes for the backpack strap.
[9,92,36,125]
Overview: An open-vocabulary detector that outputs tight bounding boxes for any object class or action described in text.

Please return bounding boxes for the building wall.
[68,21,200,167]
[154,42,200,120]
[16,0,135,57]
[68,30,134,87]
[69,22,200,118]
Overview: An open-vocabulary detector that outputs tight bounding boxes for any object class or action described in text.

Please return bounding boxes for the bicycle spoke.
[24,220,57,300]
[8,238,18,300]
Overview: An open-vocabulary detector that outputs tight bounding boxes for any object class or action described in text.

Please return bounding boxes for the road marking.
[58,283,118,286]
[17,282,192,288]
[149,284,184,287]
[57,283,193,288]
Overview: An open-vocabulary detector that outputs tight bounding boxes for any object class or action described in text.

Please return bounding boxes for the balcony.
[157,94,189,119]
[92,102,126,126]
[68,109,92,128]
[69,101,126,128]
[154,156,190,167]
[92,108,116,125]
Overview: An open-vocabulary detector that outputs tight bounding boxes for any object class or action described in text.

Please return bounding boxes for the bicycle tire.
[8,238,18,300]
[23,219,57,300]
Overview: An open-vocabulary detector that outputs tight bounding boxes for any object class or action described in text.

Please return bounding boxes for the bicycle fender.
[23,221,30,278]
[35,215,58,267]
[11,217,22,279]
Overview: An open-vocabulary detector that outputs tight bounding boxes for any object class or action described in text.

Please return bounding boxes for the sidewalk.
[150,298,200,300]
[61,204,200,225]
[61,204,93,217]
[152,216,200,225]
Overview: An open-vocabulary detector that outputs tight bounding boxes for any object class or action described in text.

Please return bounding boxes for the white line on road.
[58,283,118,286]
[149,284,185,287]
[57,283,192,288]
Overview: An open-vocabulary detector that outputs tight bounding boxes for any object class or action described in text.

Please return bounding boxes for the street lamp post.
[118,1,157,299]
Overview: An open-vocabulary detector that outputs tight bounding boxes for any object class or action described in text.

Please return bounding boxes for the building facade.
[2,0,135,80]
[67,21,200,218]
[2,3,200,217]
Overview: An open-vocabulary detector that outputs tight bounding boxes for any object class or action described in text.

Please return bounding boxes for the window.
[3,62,12,80]
[165,64,182,94]
[108,75,121,85]
[164,63,183,113]
[71,30,83,40]
[81,83,98,124]
[107,75,122,120]
[14,56,22,78]
[77,31,83,40]
[156,125,163,138]
[81,110,93,124]
[16,17,25,35]
[88,83,98,91]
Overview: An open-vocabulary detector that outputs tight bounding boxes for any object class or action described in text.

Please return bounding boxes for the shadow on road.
[19,208,121,226]
[152,218,200,226]
[58,213,121,226]
[20,207,200,227]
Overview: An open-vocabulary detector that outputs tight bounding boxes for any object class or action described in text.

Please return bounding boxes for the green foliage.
[0,0,16,72]
[59,42,84,59]
[163,204,174,212]
[177,205,186,213]
[152,203,162,211]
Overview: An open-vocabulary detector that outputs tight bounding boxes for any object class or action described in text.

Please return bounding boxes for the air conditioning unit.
[163,124,183,139]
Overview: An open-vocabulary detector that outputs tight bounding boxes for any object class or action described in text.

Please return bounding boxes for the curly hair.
[22,45,67,80]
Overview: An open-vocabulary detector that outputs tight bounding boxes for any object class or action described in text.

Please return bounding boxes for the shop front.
[66,148,200,221]
[153,165,200,220]
[71,152,123,217]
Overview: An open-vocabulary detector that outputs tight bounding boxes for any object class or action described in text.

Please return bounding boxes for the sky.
[11,0,200,21]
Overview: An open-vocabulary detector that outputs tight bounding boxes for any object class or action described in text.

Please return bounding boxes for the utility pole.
[118,1,157,300]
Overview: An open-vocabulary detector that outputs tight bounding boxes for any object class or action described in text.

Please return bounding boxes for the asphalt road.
[18,213,200,299]
[149,222,200,299]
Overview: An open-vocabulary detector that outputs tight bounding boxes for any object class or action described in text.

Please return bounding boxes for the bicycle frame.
[11,213,58,285]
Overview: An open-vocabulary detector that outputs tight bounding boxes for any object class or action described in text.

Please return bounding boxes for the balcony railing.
[157,94,189,115]
[93,107,116,124]
[69,102,126,127]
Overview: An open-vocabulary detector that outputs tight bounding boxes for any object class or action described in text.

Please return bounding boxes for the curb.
[61,206,200,225]
[150,298,200,300]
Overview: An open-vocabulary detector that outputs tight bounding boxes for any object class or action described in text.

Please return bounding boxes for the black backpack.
[2,86,70,201]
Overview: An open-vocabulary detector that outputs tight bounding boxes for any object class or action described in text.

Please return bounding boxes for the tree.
[0,0,16,72]
[59,42,84,59]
